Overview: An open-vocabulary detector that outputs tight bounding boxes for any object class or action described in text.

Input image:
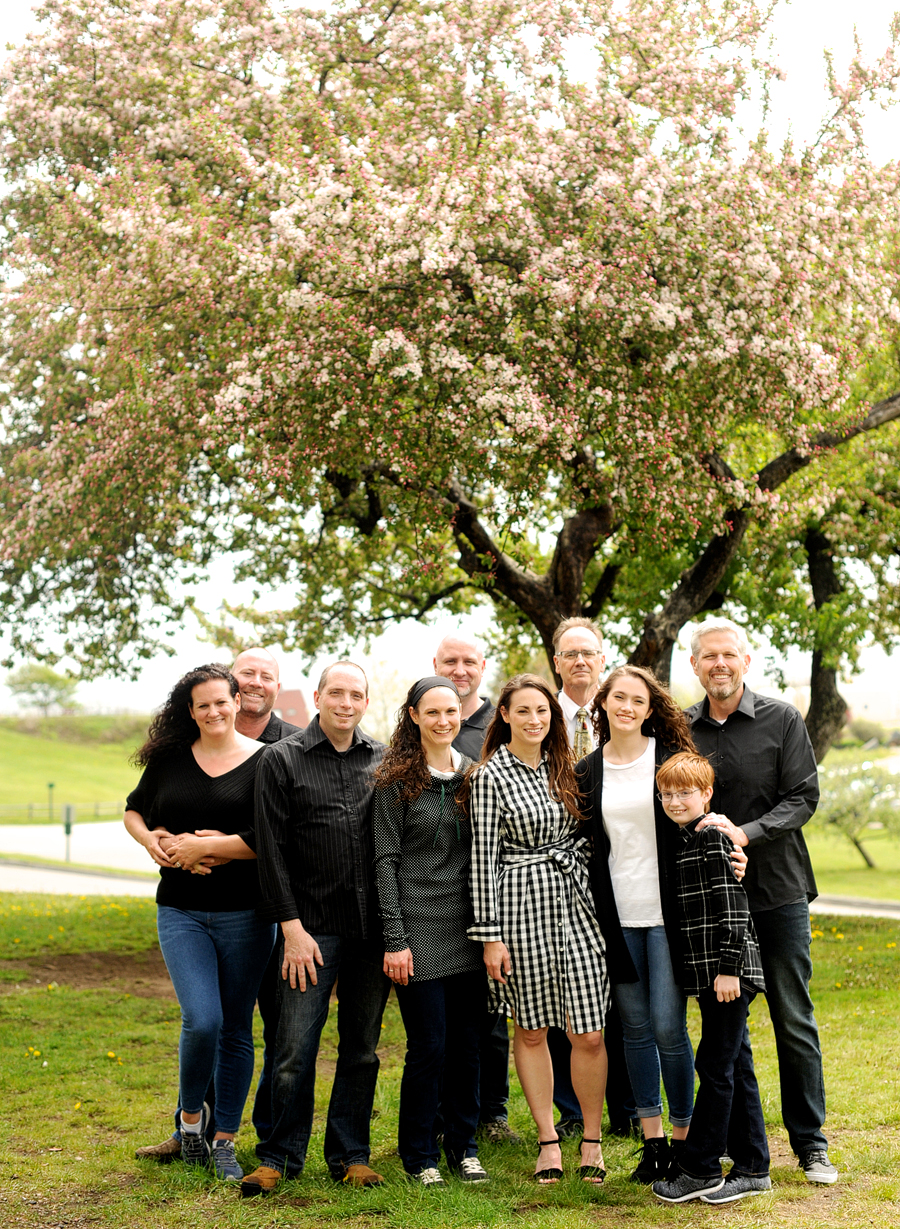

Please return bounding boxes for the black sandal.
[579,1137,606,1184]
[534,1138,563,1184]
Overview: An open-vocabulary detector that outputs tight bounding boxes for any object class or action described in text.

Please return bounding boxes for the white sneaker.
[454,1156,489,1182]
[409,1166,446,1186]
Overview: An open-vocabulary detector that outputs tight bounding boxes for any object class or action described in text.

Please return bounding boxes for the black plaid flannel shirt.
[675,816,765,996]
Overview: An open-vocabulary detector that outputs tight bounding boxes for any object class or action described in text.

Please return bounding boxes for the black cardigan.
[576,742,685,987]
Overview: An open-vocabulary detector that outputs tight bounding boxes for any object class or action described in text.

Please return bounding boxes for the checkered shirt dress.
[467,744,610,1033]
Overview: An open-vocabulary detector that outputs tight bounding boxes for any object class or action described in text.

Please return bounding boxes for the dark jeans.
[251,941,282,1144]
[548,1007,636,1127]
[156,906,276,1135]
[680,989,769,1180]
[395,970,482,1174]
[479,1010,511,1122]
[752,900,827,1154]
[256,935,391,1179]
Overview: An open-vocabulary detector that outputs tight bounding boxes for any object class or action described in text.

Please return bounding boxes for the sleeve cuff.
[467,921,503,943]
[256,895,300,925]
[741,820,765,845]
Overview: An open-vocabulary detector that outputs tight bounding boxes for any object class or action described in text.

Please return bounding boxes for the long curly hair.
[373,681,464,804]
[459,673,585,822]
[133,663,239,769]
[591,665,696,752]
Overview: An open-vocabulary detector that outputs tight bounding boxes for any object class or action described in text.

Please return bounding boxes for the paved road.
[0,820,154,873]
[0,861,157,896]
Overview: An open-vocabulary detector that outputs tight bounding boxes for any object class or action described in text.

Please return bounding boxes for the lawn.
[0,728,140,813]
[0,894,898,1228]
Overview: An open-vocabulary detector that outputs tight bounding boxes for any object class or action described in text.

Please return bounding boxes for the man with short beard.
[686,617,836,1186]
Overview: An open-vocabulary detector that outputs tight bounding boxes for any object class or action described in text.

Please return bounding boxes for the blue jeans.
[256,936,391,1179]
[680,990,769,1179]
[396,970,482,1174]
[613,926,694,1126]
[156,907,276,1135]
[752,900,827,1154]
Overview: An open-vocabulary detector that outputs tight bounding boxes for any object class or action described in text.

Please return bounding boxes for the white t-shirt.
[601,737,664,927]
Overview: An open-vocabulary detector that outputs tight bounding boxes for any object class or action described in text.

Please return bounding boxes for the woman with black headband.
[372,675,488,1187]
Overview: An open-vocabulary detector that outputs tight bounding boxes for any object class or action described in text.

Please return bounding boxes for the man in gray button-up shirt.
[685,617,836,1186]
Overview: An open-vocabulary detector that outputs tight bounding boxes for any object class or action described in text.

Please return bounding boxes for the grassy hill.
[0,715,148,813]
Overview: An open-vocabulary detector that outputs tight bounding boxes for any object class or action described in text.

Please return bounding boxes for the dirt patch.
[0,948,175,999]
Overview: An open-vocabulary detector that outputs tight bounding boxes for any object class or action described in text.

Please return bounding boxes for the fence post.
[64,804,75,863]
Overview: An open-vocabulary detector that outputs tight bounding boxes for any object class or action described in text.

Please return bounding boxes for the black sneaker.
[630,1136,670,1184]
[652,1170,725,1203]
[799,1149,838,1184]
[554,1117,584,1140]
[701,1173,772,1203]
[179,1103,211,1167]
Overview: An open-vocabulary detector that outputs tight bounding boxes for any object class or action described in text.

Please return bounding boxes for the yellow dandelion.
[887,942,897,949]
[835,982,841,989]
[74,1102,81,1109]
[34,1050,41,1056]
[107,1051,116,1058]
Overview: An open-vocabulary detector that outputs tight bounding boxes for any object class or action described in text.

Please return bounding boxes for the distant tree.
[813,762,900,868]
[6,663,80,716]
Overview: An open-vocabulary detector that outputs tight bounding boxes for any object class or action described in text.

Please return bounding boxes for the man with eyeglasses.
[686,617,835,1187]
[549,617,637,1141]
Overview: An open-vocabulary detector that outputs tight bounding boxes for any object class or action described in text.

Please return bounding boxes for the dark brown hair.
[591,665,696,753]
[460,673,585,821]
[134,664,239,769]
[373,680,463,804]
[656,751,715,794]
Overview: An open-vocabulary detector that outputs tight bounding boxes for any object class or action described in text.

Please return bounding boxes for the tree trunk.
[804,527,849,762]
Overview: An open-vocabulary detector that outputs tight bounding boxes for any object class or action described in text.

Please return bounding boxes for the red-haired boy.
[651,752,771,1204]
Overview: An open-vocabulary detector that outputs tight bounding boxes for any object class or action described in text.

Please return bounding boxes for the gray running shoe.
[799,1149,838,1184]
[211,1139,243,1182]
[652,1170,725,1203]
[701,1173,772,1203]
[179,1103,211,1167]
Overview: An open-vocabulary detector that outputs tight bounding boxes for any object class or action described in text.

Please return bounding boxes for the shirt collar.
[557,688,595,723]
[677,813,708,841]
[302,714,378,753]
[699,685,756,724]
[461,697,493,729]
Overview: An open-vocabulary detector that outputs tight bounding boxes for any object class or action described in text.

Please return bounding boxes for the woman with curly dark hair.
[579,665,745,1185]
[372,675,487,1187]
[124,664,275,1183]
[466,674,609,1186]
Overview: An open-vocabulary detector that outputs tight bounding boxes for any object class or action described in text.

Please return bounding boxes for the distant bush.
[847,718,888,746]
[0,714,150,747]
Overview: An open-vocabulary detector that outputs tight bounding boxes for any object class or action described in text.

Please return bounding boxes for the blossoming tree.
[2,0,899,754]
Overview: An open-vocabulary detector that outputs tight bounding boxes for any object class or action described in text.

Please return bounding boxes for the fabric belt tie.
[501,837,588,875]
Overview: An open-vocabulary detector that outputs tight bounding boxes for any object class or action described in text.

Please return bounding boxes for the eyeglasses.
[557,649,602,661]
[657,789,701,802]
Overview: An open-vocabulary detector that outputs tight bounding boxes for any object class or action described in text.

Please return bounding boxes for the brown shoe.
[342,1163,385,1187]
[239,1165,282,1198]
[134,1135,181,1163]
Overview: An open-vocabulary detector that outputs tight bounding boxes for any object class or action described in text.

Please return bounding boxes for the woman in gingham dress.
[465,674,610,1184]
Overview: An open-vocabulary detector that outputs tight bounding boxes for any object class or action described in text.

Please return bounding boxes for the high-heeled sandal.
[579,1137,606,1184]
[534,1138,563,1184]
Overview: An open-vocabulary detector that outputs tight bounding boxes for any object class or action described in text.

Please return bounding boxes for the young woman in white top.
[578,666,728,1184]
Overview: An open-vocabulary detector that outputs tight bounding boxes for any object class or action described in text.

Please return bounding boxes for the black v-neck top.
[126,746,264,911]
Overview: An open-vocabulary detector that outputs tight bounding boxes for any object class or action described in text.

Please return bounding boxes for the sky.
[1,1,900,718]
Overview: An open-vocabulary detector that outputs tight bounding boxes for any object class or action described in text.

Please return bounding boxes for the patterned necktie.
[574,708,592,761]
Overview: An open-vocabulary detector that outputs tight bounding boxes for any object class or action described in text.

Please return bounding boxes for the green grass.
[0,895,899,1227]
[0,727,140,811]
[807,832,900,900]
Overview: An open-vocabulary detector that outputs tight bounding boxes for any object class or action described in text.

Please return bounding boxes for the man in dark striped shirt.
[241,661,390,1197]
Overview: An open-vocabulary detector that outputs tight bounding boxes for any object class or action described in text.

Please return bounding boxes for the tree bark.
[804,526,849,762]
